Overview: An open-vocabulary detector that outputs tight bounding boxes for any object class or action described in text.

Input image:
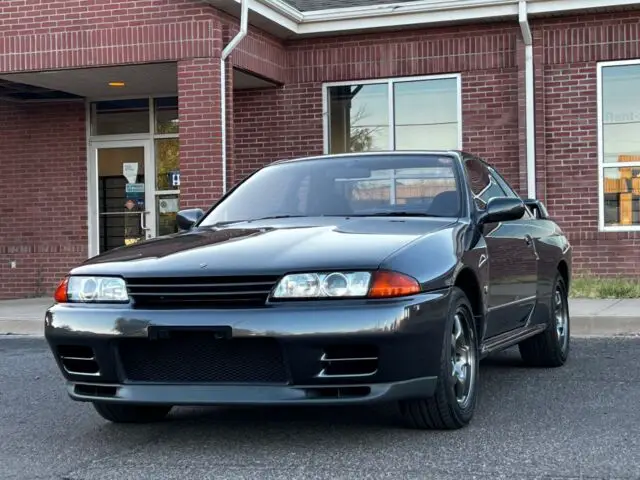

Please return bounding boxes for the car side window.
[463,158,507,210]
[487,167,534,219]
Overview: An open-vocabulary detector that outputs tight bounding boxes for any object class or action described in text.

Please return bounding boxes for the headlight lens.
[60,276,129,303]
[272,271,372,299]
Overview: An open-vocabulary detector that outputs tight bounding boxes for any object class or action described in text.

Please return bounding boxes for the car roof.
[269,150,467,166]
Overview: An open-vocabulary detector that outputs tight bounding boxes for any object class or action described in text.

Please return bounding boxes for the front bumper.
[44,289,451,406]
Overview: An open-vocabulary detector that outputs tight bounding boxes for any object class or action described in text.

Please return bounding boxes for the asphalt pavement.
[1,335,639,480]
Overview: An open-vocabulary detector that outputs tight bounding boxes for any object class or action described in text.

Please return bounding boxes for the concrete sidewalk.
[1,296,639,337]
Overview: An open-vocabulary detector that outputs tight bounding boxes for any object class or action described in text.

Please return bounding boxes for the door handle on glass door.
[140,211,151,231]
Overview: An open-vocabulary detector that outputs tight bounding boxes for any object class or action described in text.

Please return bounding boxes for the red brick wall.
[178,57,224,209]
[233,83,324,184]
[0,0,220,73]
[221,13,287,84]
[0,101,86,299]
[233,23,525,192]
[533,11,640,276]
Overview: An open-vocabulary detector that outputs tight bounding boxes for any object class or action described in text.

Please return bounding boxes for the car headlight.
[54,276,129,303]
[270,270,420,299]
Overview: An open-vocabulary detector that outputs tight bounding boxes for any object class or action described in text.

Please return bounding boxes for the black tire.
[92,402,173,424]
[518,271,570,367]
[399,287,479,430]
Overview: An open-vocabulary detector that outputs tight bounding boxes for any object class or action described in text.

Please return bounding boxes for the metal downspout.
[519,0,536,199]
[220,0,249,194]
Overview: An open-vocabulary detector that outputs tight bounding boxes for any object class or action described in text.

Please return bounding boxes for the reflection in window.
[155,97,179,134]
[600,63,640,227]
[155,139,180,191]
[92,99,150,135]
[157,194,180,236]
[328,84,389,153]
[394,78,459,150]
[326,76,460,155]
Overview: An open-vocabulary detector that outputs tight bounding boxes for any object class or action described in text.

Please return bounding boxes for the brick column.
[223,60,236,189]
[178,57,223,210]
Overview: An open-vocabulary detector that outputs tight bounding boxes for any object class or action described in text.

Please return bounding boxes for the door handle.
[140,211,151,231]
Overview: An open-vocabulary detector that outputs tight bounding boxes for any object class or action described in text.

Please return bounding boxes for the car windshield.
[199,154,462,226]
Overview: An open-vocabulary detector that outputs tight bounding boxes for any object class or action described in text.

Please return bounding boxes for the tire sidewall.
[442,287,479,424]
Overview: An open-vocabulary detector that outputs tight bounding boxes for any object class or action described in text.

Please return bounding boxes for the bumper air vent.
[57,345,100,375]
[317,345,379,378]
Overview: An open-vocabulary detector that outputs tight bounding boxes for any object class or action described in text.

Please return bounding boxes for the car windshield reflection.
[199,154,463,227]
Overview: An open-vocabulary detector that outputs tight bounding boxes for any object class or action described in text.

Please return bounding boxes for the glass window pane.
[328,83,389,153]
[92,99,149,135]
[97,147,146,252]
[394,78,459,150]
[155,97,179,134]
[603,166,640,227]
[155,138,180,191]
[156,194,180,237]
[602,64,640,163]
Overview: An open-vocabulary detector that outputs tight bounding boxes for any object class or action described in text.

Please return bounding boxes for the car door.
[463,157,538,338]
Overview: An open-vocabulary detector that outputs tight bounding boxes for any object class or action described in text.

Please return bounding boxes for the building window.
[324,74,461,154]
[598,60,640,231]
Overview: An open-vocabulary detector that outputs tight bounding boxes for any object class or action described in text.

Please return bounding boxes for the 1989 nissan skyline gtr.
[45,151,572,430]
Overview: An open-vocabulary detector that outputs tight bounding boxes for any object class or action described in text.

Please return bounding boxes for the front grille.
[125,275,280,308]
[117,332,289,384]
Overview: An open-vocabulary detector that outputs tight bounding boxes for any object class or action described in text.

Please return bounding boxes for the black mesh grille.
[125,275,280,308]
[117,333,289,384]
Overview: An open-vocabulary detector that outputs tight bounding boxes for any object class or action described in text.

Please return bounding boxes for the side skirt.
[479,323,547,358]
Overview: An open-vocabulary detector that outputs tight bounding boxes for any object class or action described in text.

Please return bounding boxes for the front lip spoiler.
[67,376,438,406]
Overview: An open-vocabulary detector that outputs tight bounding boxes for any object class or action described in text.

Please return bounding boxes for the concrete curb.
[1,315,639,338]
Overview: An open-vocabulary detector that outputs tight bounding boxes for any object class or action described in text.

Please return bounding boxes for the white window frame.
[597,59,640,232]
[321,73,463,154]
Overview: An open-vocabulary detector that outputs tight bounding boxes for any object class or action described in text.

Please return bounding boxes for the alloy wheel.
[450,308,476,409]
[554,285,569,353]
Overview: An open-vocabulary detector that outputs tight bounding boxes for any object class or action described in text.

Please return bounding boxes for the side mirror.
[479,197,525,224]
[523,198,549,219]
[176,208,205,231]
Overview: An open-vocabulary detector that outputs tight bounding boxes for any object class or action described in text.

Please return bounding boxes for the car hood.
[72,216,457,277]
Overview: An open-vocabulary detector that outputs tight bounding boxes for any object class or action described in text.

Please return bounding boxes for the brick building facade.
[0,0,639,299]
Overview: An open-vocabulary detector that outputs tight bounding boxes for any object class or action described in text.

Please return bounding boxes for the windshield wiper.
[249,215,308,221]
[347,212,441,217]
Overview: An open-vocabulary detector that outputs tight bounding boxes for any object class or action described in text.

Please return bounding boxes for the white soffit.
[214,0,640,37]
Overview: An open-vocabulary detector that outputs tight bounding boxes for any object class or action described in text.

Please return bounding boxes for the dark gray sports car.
[45,151,571,430]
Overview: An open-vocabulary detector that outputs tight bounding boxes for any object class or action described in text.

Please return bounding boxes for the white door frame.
[87,139,155,257]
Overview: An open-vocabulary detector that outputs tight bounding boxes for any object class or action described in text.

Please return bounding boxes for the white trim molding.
[219,0,640,37]
[596,58,640,233]
[321,73,462,155]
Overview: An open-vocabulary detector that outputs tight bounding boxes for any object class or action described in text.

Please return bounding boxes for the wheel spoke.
[553,285,568,352]
[450,309,475,408]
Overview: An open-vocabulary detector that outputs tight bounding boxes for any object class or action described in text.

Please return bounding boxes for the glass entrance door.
[88,141,155,256]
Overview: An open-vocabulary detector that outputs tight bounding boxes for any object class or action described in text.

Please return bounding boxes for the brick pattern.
[0,100,86,300]
[178,58,224,210]
[537,11,640,65]
[286,24,519,84]
[221,13,287,84]
[0,0,220,73]
[233,84,324,184]
[533,11,640,275]
[462,69,521,191]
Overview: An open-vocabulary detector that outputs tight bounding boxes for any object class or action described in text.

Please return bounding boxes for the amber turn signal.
[368,271,421,298]
[54,277,69,303]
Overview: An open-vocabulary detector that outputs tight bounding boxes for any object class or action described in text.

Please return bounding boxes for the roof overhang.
[205,0,640,39]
